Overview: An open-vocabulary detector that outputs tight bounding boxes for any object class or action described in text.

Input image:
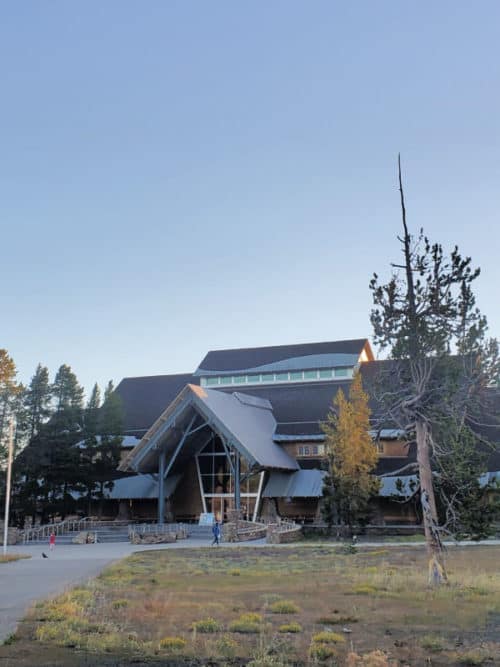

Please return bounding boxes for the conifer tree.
[24,364,52,441]
[369,157,499,584]
[321,372,379,534]
[0,349,21,467]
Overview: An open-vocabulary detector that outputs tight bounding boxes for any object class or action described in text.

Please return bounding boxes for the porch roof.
[118,384,299,475]
[263,469,327,498]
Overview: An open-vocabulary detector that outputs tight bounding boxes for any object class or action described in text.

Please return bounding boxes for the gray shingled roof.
[119,385,298,474]
[196,339,369,374]
[263,469,327,498]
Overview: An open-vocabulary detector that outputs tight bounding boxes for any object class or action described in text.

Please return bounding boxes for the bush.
[192,617,222,633]
[309,643,339,661]
[269,600,300,614]
[158,636,187,651]
[216,635,239,657]
[312,631,345,644]
[111,598,128,609]
[228,613,262,634]
[278,622,302,633]
[420,635,445,652]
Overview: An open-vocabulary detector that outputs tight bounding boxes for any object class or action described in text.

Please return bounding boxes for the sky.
[1,1,499,397]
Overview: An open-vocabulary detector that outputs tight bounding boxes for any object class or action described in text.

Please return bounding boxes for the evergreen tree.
[369,157,499,584]
[24,364,52,441]
[321,373,379,535]
[0,349,21,468]
[79,383,101,514]
[92,381,124,515]
[433,421,498,540]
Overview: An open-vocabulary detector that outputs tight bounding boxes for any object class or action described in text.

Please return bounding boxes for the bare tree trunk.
[416,419,447,585]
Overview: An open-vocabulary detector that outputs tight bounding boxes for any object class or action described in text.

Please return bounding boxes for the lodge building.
[113,338,430,525]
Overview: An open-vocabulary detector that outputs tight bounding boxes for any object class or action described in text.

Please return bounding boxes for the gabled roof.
[119,384,298,474]
[195,339,372,375]
[115,373,196,433]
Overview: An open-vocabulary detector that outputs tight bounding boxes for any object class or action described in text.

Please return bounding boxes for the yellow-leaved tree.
[321,371,379,534]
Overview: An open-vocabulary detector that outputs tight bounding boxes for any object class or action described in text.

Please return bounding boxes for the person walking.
[49,531,56,551]
[211,520,221,546]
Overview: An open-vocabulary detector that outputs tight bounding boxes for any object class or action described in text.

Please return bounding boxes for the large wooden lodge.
[103,338,499,525]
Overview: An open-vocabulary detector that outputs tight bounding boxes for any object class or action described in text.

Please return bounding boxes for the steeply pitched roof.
[195,339,370,374]
[115,373,196,433]
[119,385,298,474]
[263,469,327,498]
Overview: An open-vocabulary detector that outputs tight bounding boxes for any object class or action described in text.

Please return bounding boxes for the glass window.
[304,370,318,380]
[246,374,260,384]
[304,446,310,455]
[206,376,219,386]
[275,372,289,382]
[290,371,303,381]
[319,369,333,379]
[261,373,274,383]
[219,376,232,385]
[312,445,318,455]
[233,375,246,384]
[335,368,348,377]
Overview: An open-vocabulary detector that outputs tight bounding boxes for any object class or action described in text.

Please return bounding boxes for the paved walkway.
[2,538,499,644]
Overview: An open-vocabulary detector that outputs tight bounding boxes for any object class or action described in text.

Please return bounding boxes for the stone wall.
[0,521,20,545]
[266,521,303,544]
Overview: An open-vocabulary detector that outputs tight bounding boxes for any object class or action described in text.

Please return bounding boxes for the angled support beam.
[234,450,241,510]
[186,421,209,437]
[164,413,198,480]
[220,437,235,474]
[158,448,166,524]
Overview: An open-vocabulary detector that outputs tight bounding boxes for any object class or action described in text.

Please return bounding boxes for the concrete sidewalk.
[2,537,498,644]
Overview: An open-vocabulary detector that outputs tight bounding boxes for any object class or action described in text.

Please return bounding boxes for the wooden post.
[158,448,166,525]
[2,420,14,556]
[234,451,241,510]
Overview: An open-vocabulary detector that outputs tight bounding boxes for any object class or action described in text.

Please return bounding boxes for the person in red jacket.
[49,531,56,551]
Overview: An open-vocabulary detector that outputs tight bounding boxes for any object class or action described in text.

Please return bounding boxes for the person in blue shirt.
[211,520,221,546]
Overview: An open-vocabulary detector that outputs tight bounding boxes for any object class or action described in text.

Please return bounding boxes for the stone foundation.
[0,522,20,545]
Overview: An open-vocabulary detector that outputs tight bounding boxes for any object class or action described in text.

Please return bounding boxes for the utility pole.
[2,420,14,556]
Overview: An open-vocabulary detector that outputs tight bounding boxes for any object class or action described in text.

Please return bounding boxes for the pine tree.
[369,157,499,584]
[92,381,124,515]
[321,373,379,535]
[24,364,52,441]
[0,349,21,468]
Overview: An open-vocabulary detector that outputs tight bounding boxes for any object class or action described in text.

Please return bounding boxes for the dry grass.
[2,545,499,665]
[0,553,31,563]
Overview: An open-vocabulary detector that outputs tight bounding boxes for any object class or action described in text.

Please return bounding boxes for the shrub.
[312,631,345,644]
[111,598,129,609]
[420,635,445,652]
[192,617,222,633]
[309,643,339,661]
[229,568,241,576]
[158,636,187,651]
[216,635,239,657]
[346,650,391,667]
[278,622,302,633]
[269,600,300,614]
[352,585,377,595]
[228,613,262,634]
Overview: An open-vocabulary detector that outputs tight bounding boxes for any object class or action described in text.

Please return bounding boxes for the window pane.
[275,372,288,382]
[219,376,232,385]
[261,373,274,383]
[335,368,348,377]
[233,375,246,384]
[246,374,260,384]
[304,370,318,380]
[206,376,219,386]
[319,369,333,379]
[290,371,303,381]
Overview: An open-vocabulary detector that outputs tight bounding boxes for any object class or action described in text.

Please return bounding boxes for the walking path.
[1,537,499,644]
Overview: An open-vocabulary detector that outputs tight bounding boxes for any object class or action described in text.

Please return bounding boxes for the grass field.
[1,545,499,666]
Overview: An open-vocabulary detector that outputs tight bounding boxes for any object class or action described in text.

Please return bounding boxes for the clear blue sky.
[1,2,499,396]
